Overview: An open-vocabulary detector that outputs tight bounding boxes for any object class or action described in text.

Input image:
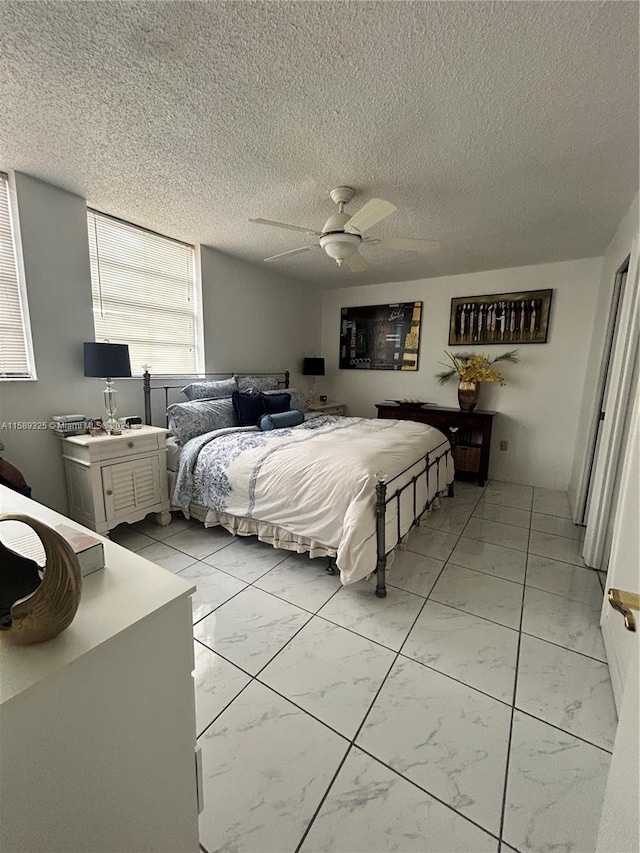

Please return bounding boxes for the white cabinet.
[0,486,200,853]
[307,400,346,416]
[61,426,171,534]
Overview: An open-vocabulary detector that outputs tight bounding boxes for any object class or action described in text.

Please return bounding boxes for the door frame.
[583,238,639,570]
[575,261,628,525]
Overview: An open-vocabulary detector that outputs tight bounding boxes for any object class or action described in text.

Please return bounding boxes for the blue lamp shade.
[303,357,325,377]
[83,343,132,378]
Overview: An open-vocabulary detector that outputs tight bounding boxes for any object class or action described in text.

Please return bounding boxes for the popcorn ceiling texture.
[0,1,637,288]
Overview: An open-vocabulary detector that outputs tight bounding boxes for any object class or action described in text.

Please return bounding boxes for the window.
[0,173,35,379]
[87,210,201,375]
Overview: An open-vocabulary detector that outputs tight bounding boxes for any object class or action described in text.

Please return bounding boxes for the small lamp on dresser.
[303,357,325,403]
[83,342,131,434]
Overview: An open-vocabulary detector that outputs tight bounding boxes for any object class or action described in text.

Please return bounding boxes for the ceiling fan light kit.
[250,186,439,270]
[319,232,361,265]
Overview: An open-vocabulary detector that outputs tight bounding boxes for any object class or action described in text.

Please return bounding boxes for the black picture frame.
[339,302,422,370]
[448,289,553,346]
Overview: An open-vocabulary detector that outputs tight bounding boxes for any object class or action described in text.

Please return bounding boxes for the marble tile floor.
[113,480,616,853]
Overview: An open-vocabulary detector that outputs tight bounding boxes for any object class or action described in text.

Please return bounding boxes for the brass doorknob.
[608,588,640,632]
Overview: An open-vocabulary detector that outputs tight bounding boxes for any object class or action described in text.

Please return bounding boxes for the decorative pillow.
[181,377,238,401]
[258,410,305,431]
[264,387,308,413]
[232,390,266,427]
[236,374,280,393]
[262,392,291,415]
[167,398,237,445]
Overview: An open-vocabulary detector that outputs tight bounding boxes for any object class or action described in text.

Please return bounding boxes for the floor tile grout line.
[497,520,533,851]
[519,629,608,664]
[293,745,353,853]
[440,560,525,587]
[351,743,503,846]
[396,650,515,709]
[182,546,309,595]
[457,527,531,554]
[423,533,529,558]
[426,595,521,632]
[292,576,443,852]
[512,708,613,755]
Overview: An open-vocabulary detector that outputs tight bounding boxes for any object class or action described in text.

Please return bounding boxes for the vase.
[0,514,82,644]
[458,380,479,411]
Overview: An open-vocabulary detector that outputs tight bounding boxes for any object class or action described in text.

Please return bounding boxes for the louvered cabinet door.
[102,455,162,526]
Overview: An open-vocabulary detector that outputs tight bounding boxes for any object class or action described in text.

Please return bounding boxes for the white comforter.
[173,415,453,584]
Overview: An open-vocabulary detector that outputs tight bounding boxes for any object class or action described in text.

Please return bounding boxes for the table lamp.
[303,357,325,403]
[83,342,132,433]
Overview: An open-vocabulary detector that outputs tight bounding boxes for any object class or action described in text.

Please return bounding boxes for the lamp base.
[103,380,121,434]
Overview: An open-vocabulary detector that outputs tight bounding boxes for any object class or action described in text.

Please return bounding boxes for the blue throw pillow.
[232,390,266,426]
[258,410,304,431]
[263,392,291,415]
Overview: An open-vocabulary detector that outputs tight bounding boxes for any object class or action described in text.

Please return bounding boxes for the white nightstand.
[307,400,346,416]
[61,426,171,535]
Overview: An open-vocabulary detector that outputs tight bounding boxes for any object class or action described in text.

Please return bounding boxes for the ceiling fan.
[249,186,439,272]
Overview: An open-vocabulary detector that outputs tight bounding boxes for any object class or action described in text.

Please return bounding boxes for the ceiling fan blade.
[344,251,368,272]
[344,198,397,234]
[264,245,319,262]
[249,218,321,236]
[371,237,440,253]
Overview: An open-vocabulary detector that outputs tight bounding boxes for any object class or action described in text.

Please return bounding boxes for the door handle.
[607,588,640,632]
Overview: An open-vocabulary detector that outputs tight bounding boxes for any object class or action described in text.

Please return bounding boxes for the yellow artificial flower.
[435,350,519,386]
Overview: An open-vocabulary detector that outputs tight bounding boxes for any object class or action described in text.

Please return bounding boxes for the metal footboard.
[373,438,453,598]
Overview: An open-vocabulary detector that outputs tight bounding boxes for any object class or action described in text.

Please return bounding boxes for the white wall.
[0,174,321,513]
[568,194,639,515]
[321,258,603,490]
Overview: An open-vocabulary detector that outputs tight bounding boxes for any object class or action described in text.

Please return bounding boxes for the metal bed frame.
[143,370,453,598]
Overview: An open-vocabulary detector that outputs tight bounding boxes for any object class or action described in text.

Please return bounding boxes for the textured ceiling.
[0,1,638,289]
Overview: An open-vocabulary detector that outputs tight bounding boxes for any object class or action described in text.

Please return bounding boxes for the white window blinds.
[0,173,34,379]
[87,210,198,375]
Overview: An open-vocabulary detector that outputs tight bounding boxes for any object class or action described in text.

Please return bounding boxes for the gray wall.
[0,173,321,513]
[0,173,141,512]
[200,246,321,390]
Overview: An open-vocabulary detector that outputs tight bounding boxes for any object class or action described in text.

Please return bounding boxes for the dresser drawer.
[96,434,162,461]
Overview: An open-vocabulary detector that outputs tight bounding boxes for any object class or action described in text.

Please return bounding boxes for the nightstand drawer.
[96,434,161,461]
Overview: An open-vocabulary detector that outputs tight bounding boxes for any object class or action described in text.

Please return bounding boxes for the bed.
[143,371,454,596]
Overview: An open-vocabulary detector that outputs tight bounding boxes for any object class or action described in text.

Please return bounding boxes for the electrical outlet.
[500,440,509,451]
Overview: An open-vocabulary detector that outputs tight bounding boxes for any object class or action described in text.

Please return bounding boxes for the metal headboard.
[142,370,290,425]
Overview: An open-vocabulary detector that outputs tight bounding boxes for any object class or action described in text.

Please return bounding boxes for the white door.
[596,384,639,853]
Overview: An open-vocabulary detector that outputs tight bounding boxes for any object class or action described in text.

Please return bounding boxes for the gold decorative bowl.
[0,514,82,645]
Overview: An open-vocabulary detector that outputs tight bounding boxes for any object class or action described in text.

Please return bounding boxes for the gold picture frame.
[448,289,553,346]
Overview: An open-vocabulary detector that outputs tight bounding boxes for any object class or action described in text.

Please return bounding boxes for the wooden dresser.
[376,402,497,486]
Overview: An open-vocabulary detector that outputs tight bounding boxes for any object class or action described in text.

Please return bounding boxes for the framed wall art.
[448,289,553,346]
[339,302,422,370]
